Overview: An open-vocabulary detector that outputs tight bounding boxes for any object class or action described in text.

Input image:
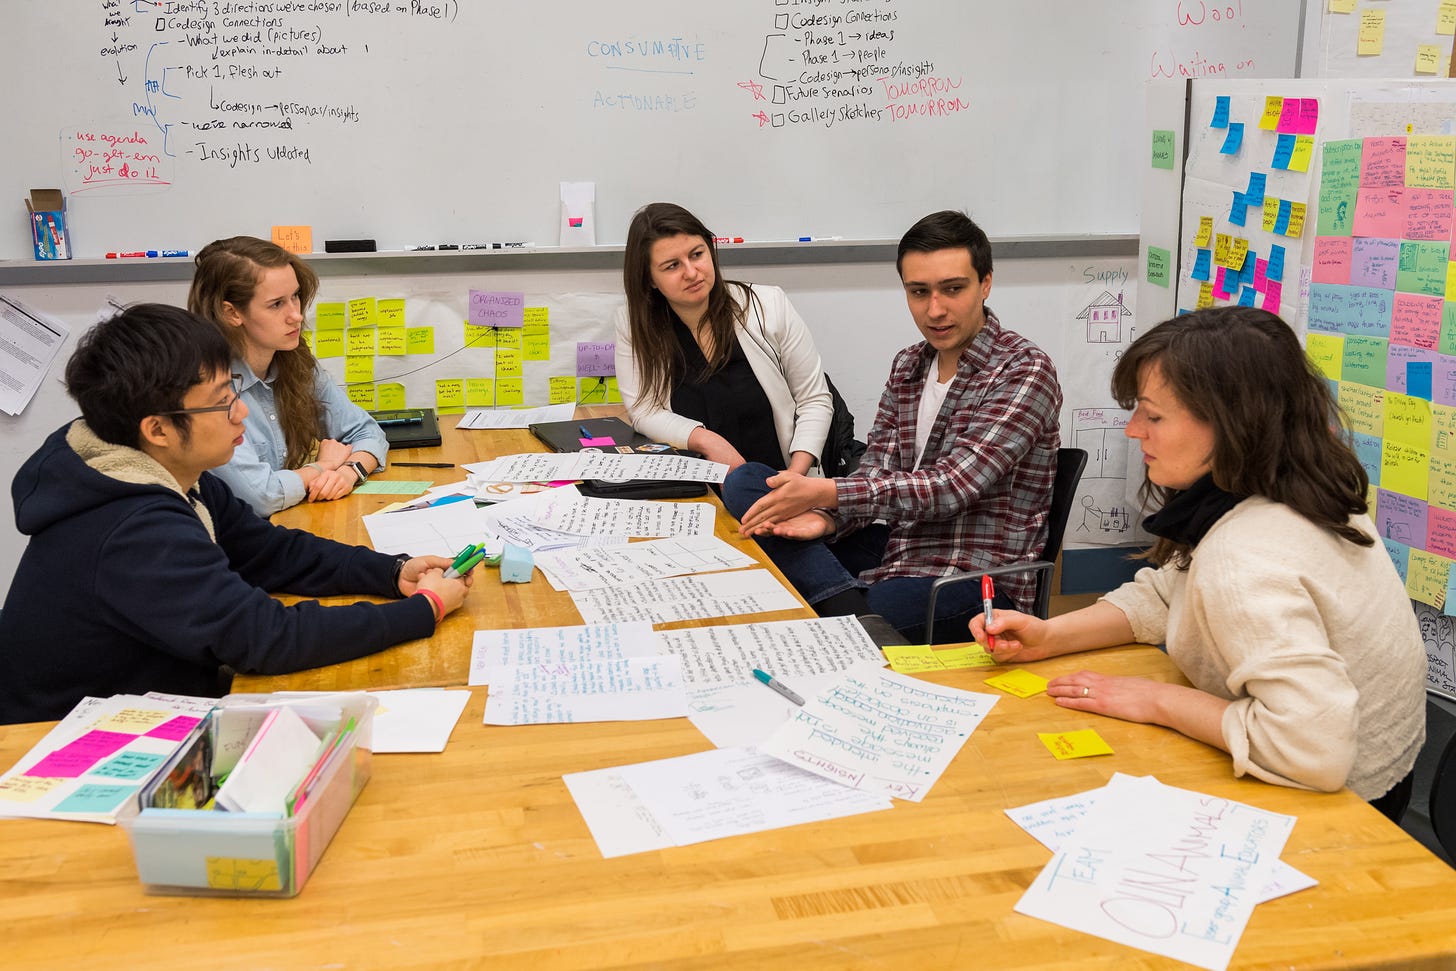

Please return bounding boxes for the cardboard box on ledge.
[25,189,71,260]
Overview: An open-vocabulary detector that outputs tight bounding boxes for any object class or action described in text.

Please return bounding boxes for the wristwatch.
[347,460,369,485]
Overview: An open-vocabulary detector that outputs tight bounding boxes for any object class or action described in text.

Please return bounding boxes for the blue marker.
[145,250,189,258]
[798,236,845,242]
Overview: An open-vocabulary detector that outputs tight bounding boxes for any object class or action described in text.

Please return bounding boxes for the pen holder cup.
[120,692,376,897]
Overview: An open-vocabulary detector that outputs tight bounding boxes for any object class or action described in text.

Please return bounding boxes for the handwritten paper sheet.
[565,746,893,858]
[468,622,657,685]
[1004,774,1315,906]
[686,672,844,749]
[758,665,996,802]
[534,535,756,591]
[529,493,715,538]
[570,569,800,625]
[362,497,495,557]
[365,689,471,753]
[656,615,884,685]
[482,656,687,725]
[1014,774,1297,970]
[456,402,575,429]
[466,452,728,484]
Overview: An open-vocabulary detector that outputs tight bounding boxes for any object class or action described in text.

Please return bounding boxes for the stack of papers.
[0,692,216,823]
[465,451,728,484]
[214,706,322,815]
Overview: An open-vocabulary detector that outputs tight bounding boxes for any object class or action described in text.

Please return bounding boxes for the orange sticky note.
[1038,729,1115,760]
[271,225,312,255]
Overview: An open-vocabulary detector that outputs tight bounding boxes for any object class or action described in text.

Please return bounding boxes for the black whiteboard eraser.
[323,239,377,253]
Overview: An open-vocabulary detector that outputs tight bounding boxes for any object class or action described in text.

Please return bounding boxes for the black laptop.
[369,408,442,449]
[528,417,706,499]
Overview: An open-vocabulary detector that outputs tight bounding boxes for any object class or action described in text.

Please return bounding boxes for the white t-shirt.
[913,367,952,469]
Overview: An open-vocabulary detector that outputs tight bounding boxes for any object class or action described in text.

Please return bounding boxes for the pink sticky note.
[1391,292,1444,350]
[1311,236,1353,285]
[145,715,201,741]
[579,436,616,447]
[1296,98,1319,135]
[1214,265,1231,298]
[1253,258,1269,292]
[26,730,134,779]
[1353,186,1408,239]
[1263,280,1283,315]
[1276,97,1302,133]
[1429,507,1456,559]
[1361,137,1408,187]
[1406,188,1455,241]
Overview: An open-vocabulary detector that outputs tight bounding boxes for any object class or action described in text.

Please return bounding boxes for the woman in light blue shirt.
[188,236,388,515]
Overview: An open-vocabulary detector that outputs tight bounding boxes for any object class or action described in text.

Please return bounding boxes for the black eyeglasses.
[157,374,244,422]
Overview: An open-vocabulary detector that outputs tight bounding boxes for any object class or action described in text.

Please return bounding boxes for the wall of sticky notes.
[1314,0,1456,78]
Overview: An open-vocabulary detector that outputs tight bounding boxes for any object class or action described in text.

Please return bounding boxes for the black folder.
[369,408,442,449]
[527,417,706,499]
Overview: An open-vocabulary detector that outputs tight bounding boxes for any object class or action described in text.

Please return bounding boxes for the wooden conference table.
[232,410,817,693]
[4,645,1456,969]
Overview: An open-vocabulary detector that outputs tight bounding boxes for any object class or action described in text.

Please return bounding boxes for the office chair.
[922,447,1088,643]
[1430,729,1456,861]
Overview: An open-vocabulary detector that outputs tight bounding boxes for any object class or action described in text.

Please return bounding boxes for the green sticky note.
[1151,129,1176,170]
[353,480,433,495]
[1147,245,1171,288]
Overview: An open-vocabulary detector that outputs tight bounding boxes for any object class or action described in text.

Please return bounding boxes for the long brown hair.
[188,236,323,468]
[1112,306,1372,566]
[621,202,760,407]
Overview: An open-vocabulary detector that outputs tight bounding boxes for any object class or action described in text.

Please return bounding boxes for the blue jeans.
[721,463,1013,643]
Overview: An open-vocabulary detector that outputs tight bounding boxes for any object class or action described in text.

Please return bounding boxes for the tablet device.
[369,408,442,449]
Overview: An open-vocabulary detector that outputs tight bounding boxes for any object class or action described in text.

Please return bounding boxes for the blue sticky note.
[1271,133,1295,170]
[1246,172,1267,207]
[1307,283,1393,337]
[1219,122,1244,155]
[1273,199,1292,235]
[1409,361,1434,401]
[1191,248,1212,281]
[1212,96,1231,129]
[1353,432,1382,486]
[1238,285,1257,307]
[54,784,135,815]
[1229,191,1248,226]
[1240,253,1259,287]
[1385,538,1410,583]
[92,750,166,781]
[1267,244,1286,282]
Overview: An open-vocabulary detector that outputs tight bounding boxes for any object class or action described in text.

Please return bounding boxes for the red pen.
[982,575,995,649]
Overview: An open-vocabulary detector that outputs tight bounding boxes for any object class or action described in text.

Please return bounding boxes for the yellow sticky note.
[496,377,524,406]
[1430,454,1456,511]
[1289,135,1314,173]
[1194,215,1214,247]
[435,378,465,415]
[406,326,435,355]
[934,644,999,669]
[345,355,375,384]
[1408,136,1456,189]
[1039,729,1115,760]
[94,708,171,732]
[523,306,549,328]
[1338,381,1384,436]
[1285,201,1307,237]
[314,302,347,330]
[494,347,523,377]
[377,327,407,356]
[494,327,523,351]
[1196,282,1215,309]
[524,333,551,361]
[1381,440,1429,499]
[1305,333,1344,381]
[1214,233,1232,267]
[347,297,377,328]
[883,644,948,674]
[314,329,345,359]
[1358,10,1386,55]
[1262,197,1280,232]
[300,330,315,353]
[376,382,406,410]
[465,378,494,407]
[1439,0,1456,35]
[1433,403,1456,456]
[1385,392,1432,449]
[548,375,576,404]
[271,225,312,255]
[376,298,406,327]
[984,669,1049,698]
[1329,0,1356,14]
[0,775,63,802]
[206,856,281,892]
[1228,237,1249,271]
[1416,44,1444,75]
[347,383,376,409]
[1259,96,1283,130]
[579,376,621,404]
[1407,548,1450,610]
[464,323,494,349]
[346,328,376,356]
[1366,482,1378,514]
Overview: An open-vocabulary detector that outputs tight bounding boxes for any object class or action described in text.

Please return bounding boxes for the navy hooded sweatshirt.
[0,421,435,724]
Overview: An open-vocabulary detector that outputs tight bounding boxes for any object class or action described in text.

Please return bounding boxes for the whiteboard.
[0,0,1305,259]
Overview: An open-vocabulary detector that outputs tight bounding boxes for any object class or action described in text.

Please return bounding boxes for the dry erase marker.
[145,249,188,258]
[405,244,438,251]
[797,236,844,242]
[492,242,536,249]
[714,236,745,244]
[752,668,805,706]
[105,251,147,259]
[982,575,996,650]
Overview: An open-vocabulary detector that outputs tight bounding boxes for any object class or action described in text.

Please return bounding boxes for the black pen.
[391,462,454,468]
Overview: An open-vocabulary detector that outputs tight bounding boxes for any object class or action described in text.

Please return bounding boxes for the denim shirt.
[210,358,389,516]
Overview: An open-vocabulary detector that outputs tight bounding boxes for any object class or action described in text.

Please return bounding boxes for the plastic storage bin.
[120,692,376,897]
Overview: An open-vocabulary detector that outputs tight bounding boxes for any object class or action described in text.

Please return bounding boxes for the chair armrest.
[924,561,1055,643]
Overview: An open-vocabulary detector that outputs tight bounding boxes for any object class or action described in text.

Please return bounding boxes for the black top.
[670,319,782,468]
